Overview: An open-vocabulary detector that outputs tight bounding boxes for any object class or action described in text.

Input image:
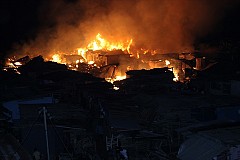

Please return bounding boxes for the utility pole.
[43,107,50,160]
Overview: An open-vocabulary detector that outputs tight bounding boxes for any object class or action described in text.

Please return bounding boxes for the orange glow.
[88,61,94,65]
[51,54,63,63]
[86,33,132,52]
[165,60,170,66]
[77,48,88,61]
[173,69,179,82]
[77,33,132,64]
[105,75,127,84]
[26,32,183,83]
[115,75,127,81]
[14,62,22,66]
[113,86,119,90]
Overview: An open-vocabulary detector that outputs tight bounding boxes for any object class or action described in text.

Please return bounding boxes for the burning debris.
[4,0,239,85]
[4,33,202,85]
[1,0,240,159]
[3,56,30,74]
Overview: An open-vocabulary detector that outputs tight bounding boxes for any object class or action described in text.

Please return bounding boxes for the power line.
[48,115,73,160]
[9,110,42,160]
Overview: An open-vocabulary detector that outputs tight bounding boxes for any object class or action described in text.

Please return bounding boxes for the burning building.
[6,0,237,85]
[4,29,210,89]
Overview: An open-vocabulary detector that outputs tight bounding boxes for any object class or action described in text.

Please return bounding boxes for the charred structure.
[1,0,240,159]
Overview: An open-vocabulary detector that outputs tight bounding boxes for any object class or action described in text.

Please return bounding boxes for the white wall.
[3,96,55,120]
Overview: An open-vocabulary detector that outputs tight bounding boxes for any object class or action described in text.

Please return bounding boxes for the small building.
[191,62,240,96]
[178,124,240,160]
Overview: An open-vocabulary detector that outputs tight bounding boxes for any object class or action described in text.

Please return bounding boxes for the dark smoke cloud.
[12,0,239,57]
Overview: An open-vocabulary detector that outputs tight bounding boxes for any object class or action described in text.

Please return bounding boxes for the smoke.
[12,0,239,57]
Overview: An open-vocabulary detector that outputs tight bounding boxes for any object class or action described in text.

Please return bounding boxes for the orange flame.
[48,33,182,83]
[87,33,132,52]
[51,54,63,63]
[77,33,132,63]
[165,60,170,66]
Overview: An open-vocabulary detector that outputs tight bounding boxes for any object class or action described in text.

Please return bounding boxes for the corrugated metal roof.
[0,133,31,160]
[178,134,227,160]
[201,126,240,145]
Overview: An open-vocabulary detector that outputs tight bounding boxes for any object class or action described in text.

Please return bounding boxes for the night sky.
[0,0,240,58]
[0,0,41,55]
[202,3,240,42]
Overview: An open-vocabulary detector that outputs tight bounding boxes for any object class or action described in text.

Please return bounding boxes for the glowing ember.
[105,75,126,84]
[77,48,88,61]
[88,61,94,65]
[165,60,170,66]
[173,69,179,82]
[113,86,119,90]
[14,62,22,66]
[115,75,127,81]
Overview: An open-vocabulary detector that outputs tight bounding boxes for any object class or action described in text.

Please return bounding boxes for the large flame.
[49,33,180,83]
[76,33,132,61]
[50,33,134,82]
[87,33,132,51]
[52,54,63,63]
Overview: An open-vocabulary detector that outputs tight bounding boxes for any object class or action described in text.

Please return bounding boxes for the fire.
[165,60,170,66]
[88,61,94,65]
[105,75,126,84]
[77,33,132,63]
[77,48,88,61]
[173,69,179,82]
[86,33,132,52]
[49,33,134,78]
[14,62,22,66]
[52,54,63,63]
[165,60,179,82]
[115,75,127,81]
[45,33,183,84]
[113,86,120,90]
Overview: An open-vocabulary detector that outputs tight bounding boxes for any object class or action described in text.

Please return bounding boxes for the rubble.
[0,50,240,159]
